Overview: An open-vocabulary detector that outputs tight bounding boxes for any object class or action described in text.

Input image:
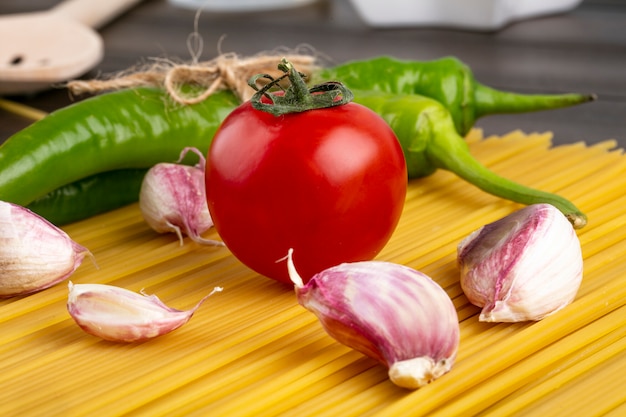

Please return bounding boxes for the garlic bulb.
[457,203,583,322]
[139,147,222,246]
[286,249,460,389]
[67,282,222,343]
[0,200,91,298]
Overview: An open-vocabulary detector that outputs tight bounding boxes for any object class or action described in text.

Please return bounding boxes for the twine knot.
[66,52,319,105]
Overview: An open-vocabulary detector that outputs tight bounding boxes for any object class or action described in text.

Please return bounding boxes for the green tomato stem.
[249,58,353,116]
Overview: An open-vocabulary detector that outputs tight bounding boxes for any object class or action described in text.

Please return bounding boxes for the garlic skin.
[67,282,222,343]
[286,249,460,389]
[0,200,91,298]
[457,203,583,322]
[139,147,222,246]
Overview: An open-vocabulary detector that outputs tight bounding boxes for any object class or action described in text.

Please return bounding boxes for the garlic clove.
[67,282,222,343]
[139,147,222,246]
[286,249,459,389]
[457,203,583,322]
[0,200,91,298]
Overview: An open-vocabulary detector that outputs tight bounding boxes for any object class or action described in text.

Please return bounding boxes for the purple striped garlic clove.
[0,200,91,298]
[286,248,460,389]
[139,147,222,246]
[457,203,583,322]
[67,282,222,343]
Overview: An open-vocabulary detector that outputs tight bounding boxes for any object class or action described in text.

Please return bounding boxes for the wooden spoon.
[0,0,143,95]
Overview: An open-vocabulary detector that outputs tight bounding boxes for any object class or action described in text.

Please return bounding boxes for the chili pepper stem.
[426,123,587,229]
[473,84,597,120]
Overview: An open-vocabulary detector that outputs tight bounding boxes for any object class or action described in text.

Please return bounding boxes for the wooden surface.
[1,0,625,147]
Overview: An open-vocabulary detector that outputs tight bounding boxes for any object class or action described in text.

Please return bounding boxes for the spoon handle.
[51,0,144,29]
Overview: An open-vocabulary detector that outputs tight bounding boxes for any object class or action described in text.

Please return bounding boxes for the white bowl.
[169,0,317,12]
[348,0,583,30]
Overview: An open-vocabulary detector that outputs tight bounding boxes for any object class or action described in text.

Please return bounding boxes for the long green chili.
[26,168,148,225]
[351,90,586,228]
[314,56,596,135]
[1,56,590,228]
[21,88,586,228]
[0,88,238,206]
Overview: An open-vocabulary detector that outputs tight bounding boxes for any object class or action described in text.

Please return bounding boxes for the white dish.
[348,0,583,30]
[168,0,317,12]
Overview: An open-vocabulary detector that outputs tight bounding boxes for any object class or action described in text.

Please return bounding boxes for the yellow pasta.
[0,129,625,416]
[481,322,626,416]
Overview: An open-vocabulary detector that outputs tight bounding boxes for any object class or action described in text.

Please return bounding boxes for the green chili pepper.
[351,90,586,228]
[22,88,586,229]
[0,88,239,207]
[314,56,596,136]
[26,168,148,225]
[2,56,589,227]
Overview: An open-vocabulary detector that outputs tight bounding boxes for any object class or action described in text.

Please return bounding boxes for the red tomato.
[206,99,407,285]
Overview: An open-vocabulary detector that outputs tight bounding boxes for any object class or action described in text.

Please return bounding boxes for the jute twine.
[67,10,324,104]
[66,51,320,105]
